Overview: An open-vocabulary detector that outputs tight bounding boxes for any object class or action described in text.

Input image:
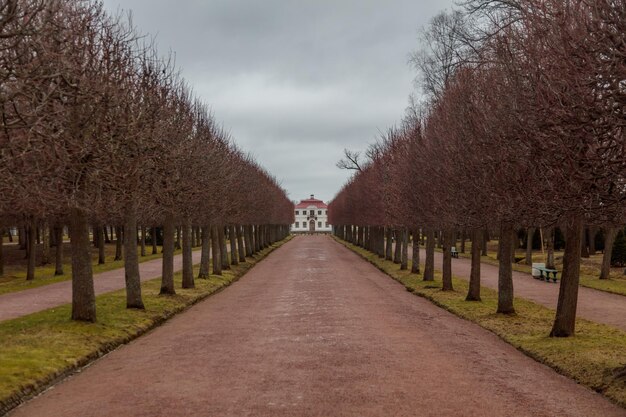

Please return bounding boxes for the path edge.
[1,236,292,417]
[332,236,626,410]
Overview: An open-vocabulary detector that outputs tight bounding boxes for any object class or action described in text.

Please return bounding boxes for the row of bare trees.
[329,0,626,337]
[0,0,293,322]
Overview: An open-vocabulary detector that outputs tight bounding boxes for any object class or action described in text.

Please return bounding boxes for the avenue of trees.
[0,0,293,322]
[329,0,626,337]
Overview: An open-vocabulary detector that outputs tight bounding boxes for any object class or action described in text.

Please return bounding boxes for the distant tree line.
[329,0,626,338]
[0,0,293,322]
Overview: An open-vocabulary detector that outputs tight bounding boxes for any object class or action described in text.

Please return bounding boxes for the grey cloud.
[102,0,455,201]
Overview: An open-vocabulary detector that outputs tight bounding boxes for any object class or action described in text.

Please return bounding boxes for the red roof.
[295,196,328,209]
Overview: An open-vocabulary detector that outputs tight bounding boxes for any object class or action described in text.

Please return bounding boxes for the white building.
[292,194,332,233]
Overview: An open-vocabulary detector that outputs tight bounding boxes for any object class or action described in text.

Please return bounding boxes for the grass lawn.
[0,236,290,415]
[434,240,626,297]
[0,243,190,296]
[339,238,626,409]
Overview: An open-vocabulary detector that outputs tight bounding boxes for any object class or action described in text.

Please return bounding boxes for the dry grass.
[0,243,189,296]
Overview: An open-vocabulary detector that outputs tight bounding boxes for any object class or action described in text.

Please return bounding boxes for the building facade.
[292,195,332,233]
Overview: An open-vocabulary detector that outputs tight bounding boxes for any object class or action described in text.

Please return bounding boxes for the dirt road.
[10,236,624,417]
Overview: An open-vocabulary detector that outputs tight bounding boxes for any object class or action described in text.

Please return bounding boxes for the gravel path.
[0,251,201,322]
[10,235,624,417]
[410,247,626,331]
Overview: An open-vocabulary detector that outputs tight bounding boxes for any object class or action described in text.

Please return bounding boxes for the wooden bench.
[532,266,559,282]
[451,246,459,258]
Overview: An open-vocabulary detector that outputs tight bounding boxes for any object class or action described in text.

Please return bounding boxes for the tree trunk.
[250,225,257,255]
[385,228,393,261]
[69,209,96,322]
[182,223,194,289]
[114,226,123,261]
[104,226,111,243]
[123,208,144,309]
[18,226,26,250]
[372,227,380,257]
[255,225,261,250]
[230,225,239,266]
[151,226,158,255]
[26,224,36,281]
[423,229,435,281]
[211,225,222,275]
[198,226,210,279]
[260,224,265,249]
[219,225,230,270]
[497,222,515,314]
[525,227,535,266]
[460,230,466,253]
[160,214,176,295]
[140,226,146,257]
[550,215,583,337]
[98,225,105,264]
[511,230,517,263]
[546,227,555,269]
[92,224,99,248]
[175,227,181,250]
[54,226,64,275]
[0,230,4,276]
[411,228,420,274]
[588,227,597,255]
[92,223,98,247]
[236,225,246,262]
[376,226,384,257]
[393,229,402,264]
[400,229,408,270]
[7,228,12,243]
[466,228,482,301]
[581,227,590,258]
[481,230,488,256]
[254,225,261,253]
[244,225,253,257]
[41,222,50,265]
[600,227,617,280]
[442,229,453,291]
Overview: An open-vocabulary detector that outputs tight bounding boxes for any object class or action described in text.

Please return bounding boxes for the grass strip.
[0,247,192,296]
[0,237,291,415]
[337,237,626,409]
[433,244,626,297]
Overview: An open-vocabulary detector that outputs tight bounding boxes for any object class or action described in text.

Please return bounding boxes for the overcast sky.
[101,0,455,203]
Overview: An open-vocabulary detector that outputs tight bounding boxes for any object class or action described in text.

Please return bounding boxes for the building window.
[310,210,314,216]
[295,222,299,228]
[318,221,322,228]
[326,222,329,227]
[295,210,299,215]
[318,210,321,215]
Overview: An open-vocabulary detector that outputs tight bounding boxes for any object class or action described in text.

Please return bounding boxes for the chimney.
[310,194,314,199]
